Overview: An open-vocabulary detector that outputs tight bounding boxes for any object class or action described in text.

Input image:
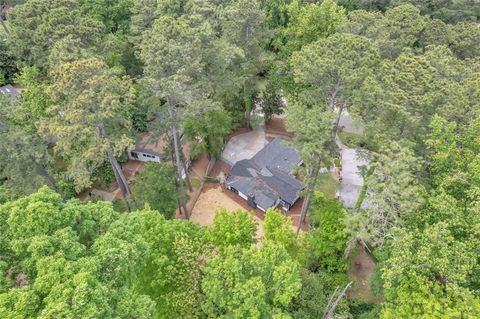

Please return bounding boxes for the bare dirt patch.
[266,115,293,138]
[190,185,265,240]
[347,246,382,304]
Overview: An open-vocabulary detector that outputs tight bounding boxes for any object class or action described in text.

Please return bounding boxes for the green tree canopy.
[206,209,258,249]
[131,162,178,219]
[202,243,302,318]
[282,0,345,54]
[80,0,134,34]
[381,223,480,318]
[0,187,155,318]
[308,192,348,272]
[39,58,134,194]
[7,0,103,71]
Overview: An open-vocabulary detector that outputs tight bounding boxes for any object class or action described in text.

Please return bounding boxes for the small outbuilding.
[128,133,192,173]
[0,84,20,97]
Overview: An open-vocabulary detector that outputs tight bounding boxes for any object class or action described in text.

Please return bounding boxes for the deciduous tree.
[206,209,257,248]
[132,162,178,219]
[202,243,302,318]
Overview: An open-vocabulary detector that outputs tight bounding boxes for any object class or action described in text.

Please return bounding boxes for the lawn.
[316,172,340,200]
[190,177,201,190]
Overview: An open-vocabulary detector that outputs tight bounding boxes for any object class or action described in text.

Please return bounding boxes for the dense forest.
[1,0,480,318]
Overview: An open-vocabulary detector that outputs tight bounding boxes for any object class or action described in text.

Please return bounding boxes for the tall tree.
[218,0,270,128]
[0,95,61,200]
[133,209,207,318]
[308,192,348,272]
[201,243,302,318]
[290,32,379,136]
[264,208,302,259]
[205,209,258,249]
[348,142,424,247]
[0,36,17,85]
[352,49,447,152]
[282,0,346,54]
[182,100,232,159]
[131,162,178,219]
[0,187,155,319]
[39,58,134,199]
[286,92,334,233]
[287,33,379,232]
[7,0,103,71]
[427,115,480,201]
[139,15,205,217]
[391,0,480,23]
[450,21,480,59]
[79,0,134,34]
[381,223,480,318]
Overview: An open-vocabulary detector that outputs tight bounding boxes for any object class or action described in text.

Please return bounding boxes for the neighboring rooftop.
[0,84,20,97]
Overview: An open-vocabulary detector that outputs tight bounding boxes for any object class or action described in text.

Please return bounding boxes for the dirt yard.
[190,185,265,240]
[347,246,382,303]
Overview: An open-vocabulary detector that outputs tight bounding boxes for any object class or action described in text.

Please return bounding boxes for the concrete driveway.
[222,126,267,164]
[339,148,370,209]
[338,111,364,134]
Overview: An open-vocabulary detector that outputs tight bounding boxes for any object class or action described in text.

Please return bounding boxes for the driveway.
[338,111,364,135]
[337,134,370,209]
[222,126,267,164]
[340,149,369,208]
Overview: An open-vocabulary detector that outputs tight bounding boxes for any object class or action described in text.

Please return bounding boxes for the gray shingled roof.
[251,138,302,173]
[0,85,20,97]
[226,138,304,210]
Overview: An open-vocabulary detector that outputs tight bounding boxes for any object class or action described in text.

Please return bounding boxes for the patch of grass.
[355,182,368,209]
[334,158,342,168]
[347,248,383,304]
[338,130,369,149]
[316,172,340,200]
[185,177,201,193]
[191,177,201,190]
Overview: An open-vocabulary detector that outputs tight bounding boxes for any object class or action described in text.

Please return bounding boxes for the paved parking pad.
[340,149,370,209]
[222,126,267,164]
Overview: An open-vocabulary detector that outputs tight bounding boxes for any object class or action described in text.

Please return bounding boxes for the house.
[0,84,20,97]
[128,133,192,176]
[226,138,304,212]
[128,133,167,163]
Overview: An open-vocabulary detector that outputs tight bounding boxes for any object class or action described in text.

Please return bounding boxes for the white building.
[128,133,192,169]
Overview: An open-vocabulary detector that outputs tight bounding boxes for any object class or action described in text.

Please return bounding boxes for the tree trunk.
[322,282,352,319]
[297,191,311,235]
[167,95,190,219]
[334,102,345,137]
[0,14,9,35]
[329,80,343,137]
[243,84,253,130]
[106,148,129,196]
[97,124,131,208]
[297,159,322,234]
[180,147,193,192]
[245,107,251,129]
[29,154,65,200]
